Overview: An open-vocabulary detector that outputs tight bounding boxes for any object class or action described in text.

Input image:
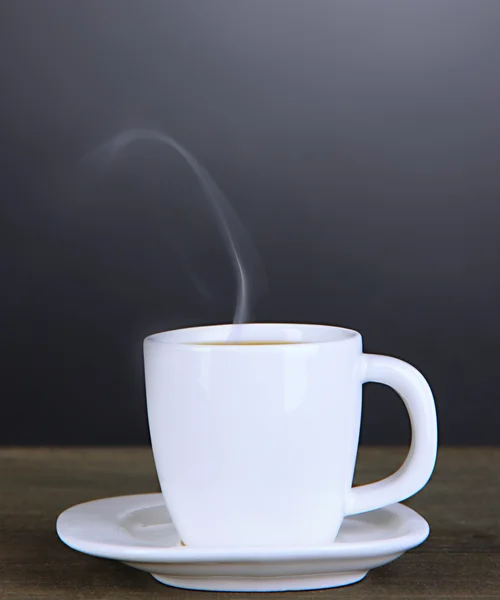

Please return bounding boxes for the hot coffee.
[188,341,302,346]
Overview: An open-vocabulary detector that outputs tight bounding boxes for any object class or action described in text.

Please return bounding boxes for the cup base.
[151,570,368,592]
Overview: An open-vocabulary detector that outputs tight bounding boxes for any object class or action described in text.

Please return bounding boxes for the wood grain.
[0,447,498,599]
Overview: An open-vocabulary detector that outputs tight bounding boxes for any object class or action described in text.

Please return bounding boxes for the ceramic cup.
[144,323,437,548]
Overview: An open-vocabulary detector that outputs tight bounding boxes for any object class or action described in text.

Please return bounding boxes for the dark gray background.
[1,0,499,444]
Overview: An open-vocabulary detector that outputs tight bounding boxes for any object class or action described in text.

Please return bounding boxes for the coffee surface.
[187,341,303,346]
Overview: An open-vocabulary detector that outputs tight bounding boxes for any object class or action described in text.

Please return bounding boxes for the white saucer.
[57,494,429,592]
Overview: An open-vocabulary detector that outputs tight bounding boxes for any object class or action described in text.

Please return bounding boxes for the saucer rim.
[56,493,429,563]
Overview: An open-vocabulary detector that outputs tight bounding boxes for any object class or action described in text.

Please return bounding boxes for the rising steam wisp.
[83,129,265,327]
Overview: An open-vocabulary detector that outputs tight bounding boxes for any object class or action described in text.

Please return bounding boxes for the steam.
[83,129,265,325]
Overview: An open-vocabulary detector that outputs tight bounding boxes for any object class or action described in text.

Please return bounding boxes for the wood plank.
[0,447,498,598]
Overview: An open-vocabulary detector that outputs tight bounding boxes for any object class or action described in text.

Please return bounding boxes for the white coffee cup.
[144,323,437,548]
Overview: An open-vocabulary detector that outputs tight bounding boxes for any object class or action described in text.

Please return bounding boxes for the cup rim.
[144,323,361,346]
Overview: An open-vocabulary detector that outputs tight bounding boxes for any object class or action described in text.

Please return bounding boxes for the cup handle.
[346,354,438,515]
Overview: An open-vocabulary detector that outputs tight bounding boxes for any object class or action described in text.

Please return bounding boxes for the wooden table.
[0,448,498,599]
